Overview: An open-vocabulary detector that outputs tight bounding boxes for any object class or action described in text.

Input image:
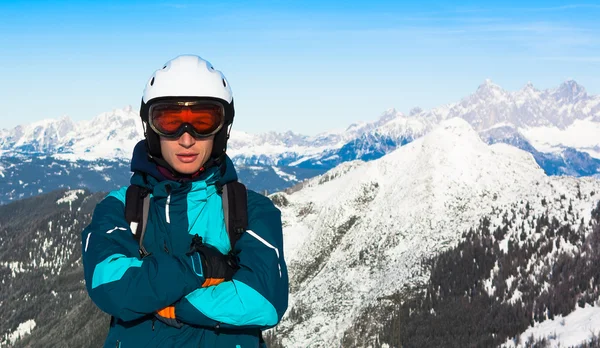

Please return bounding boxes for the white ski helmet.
[140,55,235,165]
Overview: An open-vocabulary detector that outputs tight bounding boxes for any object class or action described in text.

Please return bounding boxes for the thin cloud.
[158,3,193,9]
[540,56,600,63]
[518,4,600,11]
[394,15,508,24]
[452,3,600,13]
[462,22,593,34]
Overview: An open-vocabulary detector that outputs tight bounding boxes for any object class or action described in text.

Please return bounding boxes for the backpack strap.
[125,181,247,257]
[221,181,248,251]
[125,185,151,258]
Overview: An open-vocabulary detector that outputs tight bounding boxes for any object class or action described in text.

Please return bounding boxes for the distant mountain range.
[0,80,599,204]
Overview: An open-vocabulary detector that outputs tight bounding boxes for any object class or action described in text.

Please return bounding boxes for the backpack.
[124,181,248,258]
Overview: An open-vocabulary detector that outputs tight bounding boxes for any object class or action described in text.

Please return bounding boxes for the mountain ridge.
[272,118,600,346]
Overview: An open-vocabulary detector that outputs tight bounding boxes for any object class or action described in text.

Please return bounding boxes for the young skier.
[82,55,288,347]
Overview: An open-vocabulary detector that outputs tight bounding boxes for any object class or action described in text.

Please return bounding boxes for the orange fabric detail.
[157,305,176,319]
[202,278,225,287]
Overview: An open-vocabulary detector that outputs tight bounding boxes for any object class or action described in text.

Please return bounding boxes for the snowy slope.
[520,119,600,158]
[272,118,600,347]
[503,305,600,348]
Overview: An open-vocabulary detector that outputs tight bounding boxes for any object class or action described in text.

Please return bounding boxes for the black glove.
[187,234,239,287]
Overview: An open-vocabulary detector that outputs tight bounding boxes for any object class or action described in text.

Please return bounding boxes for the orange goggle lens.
[149,102,225,138]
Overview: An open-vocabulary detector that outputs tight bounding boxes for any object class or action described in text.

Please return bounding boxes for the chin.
[175,165,202,174]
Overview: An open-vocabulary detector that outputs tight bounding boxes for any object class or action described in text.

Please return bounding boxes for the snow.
[227,128,350,166]
[288,155,319,167]
[0,261,26,277]
[502,305,600,348]
[91,164,110,171]
[510,288,523,305]
[56,189,84,205]
[1,106,143,161]
[275,118,600,347]
[3,319,36,346]
[483,276,496,296]
[271,166,298,182]
[505,276,523,304]
[57,189,85,211]
[520,119,600,158]
[499,235,510,253]
[246,166,268,171]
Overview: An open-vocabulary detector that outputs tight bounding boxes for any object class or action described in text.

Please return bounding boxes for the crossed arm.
[82,190,289,329]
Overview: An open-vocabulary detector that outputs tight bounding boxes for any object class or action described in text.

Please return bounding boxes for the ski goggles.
[148,101,225,139]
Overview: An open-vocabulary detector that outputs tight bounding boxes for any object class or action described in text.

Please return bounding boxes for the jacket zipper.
[165,185,172,224]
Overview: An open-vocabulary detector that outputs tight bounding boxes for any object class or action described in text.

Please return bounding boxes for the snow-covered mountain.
[270,118,600,347]
[0,106,144,160]
[443,79,600,130]
[0,107,323,203]
[2,80,598,167]
[227,107,435,170]
[452,80,600,162]
[0,80,598,205]
[228,79,600,169]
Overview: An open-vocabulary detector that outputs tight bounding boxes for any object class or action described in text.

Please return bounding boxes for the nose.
[178,132,196,148]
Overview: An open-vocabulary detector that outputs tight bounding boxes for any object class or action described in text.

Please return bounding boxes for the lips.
[176,153,199,163]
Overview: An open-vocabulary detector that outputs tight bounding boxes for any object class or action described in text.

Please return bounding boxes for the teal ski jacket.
[81,141,289,348]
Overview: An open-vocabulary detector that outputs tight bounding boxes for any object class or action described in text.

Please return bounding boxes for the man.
[81,55,289,347]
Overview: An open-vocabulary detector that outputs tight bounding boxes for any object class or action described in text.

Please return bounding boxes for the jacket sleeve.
[174,190,289,329]
[81,188,205,322]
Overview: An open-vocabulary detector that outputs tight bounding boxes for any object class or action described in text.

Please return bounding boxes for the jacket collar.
[129,140,238,190]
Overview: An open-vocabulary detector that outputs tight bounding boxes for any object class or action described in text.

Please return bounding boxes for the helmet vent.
[150,77,155,86]
[222,78,227,87]
[163,65,167,69]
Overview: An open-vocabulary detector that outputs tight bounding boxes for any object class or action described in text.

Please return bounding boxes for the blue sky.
[1,0,599,135]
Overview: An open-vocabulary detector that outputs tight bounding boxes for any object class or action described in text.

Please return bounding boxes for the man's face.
[160,132,214,174]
